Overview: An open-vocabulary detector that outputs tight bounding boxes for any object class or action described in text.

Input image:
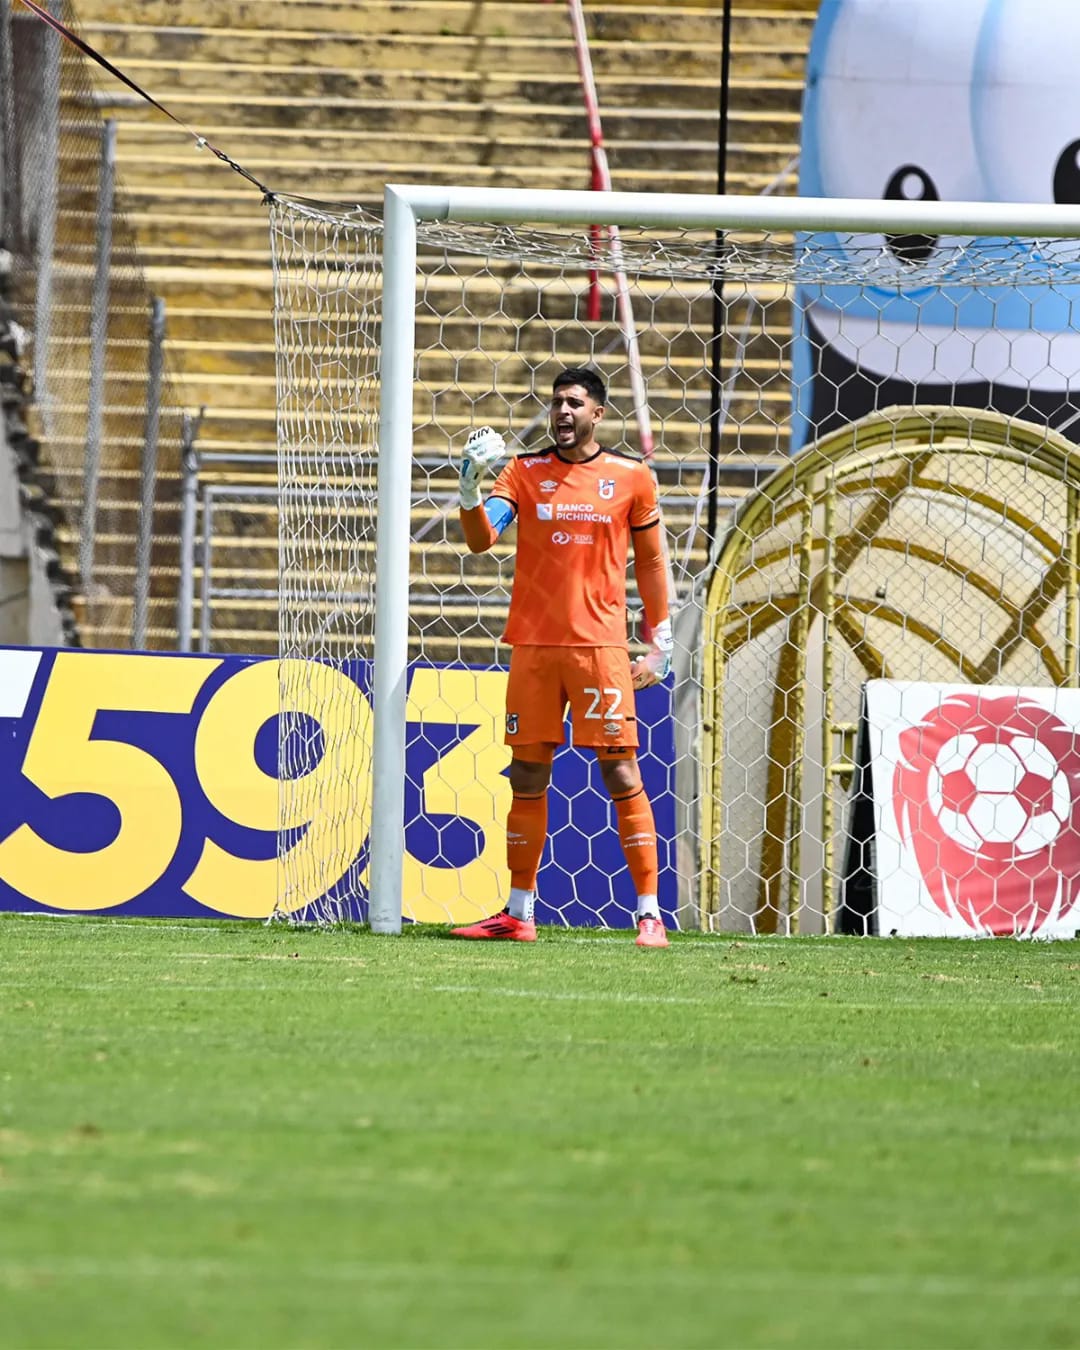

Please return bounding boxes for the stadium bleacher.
[47,0,817,652]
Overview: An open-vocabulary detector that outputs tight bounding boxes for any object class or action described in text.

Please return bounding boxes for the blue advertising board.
[0,647,675,927]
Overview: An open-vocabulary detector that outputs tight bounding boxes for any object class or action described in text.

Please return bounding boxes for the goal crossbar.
[368,183,1080,935]
[383,184,1080,237]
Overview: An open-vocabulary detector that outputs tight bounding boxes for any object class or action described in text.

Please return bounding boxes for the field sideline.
[2,914,1079,1349]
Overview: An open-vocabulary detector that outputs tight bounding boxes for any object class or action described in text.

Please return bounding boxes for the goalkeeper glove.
[459,425,506,510]
[631,617,674,690]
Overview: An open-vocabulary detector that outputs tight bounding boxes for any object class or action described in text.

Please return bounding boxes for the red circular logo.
[893,693,1080,934]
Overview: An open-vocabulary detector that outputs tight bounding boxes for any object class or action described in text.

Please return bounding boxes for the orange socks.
[507,791,547,890]
[612,784,659,900]
[507,783,658,911]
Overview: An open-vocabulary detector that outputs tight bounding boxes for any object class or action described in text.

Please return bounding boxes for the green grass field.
[2,914,1080,1349]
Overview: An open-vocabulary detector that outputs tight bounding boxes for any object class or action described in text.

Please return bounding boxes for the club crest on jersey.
[536,503,553,520]
[599,478,616,500]
[506,712,519,735]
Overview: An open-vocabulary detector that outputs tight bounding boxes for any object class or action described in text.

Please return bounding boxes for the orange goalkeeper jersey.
[488,445,661,647]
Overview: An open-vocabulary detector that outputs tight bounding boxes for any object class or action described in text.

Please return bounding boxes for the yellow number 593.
[0,652,374,917]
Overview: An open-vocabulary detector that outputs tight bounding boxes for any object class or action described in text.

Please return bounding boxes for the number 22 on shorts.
[583,687,623,720]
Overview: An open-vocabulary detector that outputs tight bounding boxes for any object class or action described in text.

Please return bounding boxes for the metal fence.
[1,0,186,649]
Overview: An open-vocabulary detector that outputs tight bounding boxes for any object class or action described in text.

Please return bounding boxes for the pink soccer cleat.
[635,916,669,948]
[450,909,537,941]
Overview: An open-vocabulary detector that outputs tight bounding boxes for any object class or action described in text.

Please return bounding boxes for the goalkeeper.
[451,367,673,948]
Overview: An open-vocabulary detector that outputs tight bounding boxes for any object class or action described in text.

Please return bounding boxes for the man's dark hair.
[553,366,606,406]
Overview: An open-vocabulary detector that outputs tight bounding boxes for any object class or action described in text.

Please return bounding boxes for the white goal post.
[296,184,1080,936]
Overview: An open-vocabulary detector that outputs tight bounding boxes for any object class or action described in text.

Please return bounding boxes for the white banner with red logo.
[863,680,1080,938]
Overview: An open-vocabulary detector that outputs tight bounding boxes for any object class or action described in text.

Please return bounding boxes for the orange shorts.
[504,645,638,750]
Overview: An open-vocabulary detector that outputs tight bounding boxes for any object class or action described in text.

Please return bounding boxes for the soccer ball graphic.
[894,693,1080,934]
[928,733,1071,857]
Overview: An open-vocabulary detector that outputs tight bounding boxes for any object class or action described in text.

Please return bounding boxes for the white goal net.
[269,186,1080,939]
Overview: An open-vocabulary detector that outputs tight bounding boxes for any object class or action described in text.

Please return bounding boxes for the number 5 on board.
[0,652,215,909]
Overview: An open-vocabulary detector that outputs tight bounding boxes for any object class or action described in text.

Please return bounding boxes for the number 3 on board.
[402,668,511,925]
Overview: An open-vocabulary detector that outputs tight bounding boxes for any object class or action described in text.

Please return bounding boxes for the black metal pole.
[705,0,734,549]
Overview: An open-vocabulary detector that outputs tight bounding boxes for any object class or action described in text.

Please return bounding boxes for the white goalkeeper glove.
[631,618,674,690]
[459,425,506,510]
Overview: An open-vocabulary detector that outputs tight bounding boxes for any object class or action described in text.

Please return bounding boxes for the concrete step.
[66,516,714,567]
[74,24,808,80]
[43,434,780,498]
[56,218,807,274]
[87,234,747,292]
[64,516,724,598]
[37,367,793,445]
[58,327,795,388]
[55,496,717,556]
[127,265,784,330]
[63,176,799,234]
[124,340,793,384]
[76,150,782,198]
[40,398,791,463]
[46,352,795,417]
[119,310,795,365]
[49,331,800,402]
[70,2,814,45]
[72,623,515,660]
[151,303,794,350]
[82,61,806,114]
[57,164,800,259]
[194,578,714,637]
[54,197,799,256]
[87,91,803,146]
[103,124,799,176]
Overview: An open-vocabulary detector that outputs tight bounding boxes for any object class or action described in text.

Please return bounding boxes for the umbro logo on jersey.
[539,480,558,492]
[537,503,553,520]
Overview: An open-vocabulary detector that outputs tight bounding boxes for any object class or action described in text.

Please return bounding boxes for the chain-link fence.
[2,0,185,648]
